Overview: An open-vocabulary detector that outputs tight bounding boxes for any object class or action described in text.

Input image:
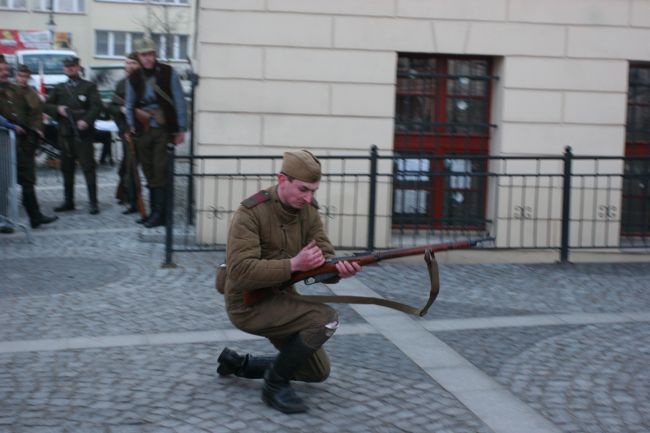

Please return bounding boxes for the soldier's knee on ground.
[299,305,339,350]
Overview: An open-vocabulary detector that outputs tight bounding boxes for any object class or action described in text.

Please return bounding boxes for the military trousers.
[59,133,96,179]
[227,288,339,383]
[16,135,37,187]
[137,128,170,188]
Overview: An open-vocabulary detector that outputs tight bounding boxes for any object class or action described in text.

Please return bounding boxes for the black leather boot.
[23,186,58,228]
[262,335,315,414]
[86,177,100,215]
[144,187,165,228]
[54,172,75,212]
[217,347,274,379]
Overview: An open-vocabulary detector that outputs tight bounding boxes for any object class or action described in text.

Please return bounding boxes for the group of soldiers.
[3,41,362,415]
[0,37,187,232]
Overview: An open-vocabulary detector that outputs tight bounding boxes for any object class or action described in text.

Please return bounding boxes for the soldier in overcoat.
[217,150,361,414]
[44,56,103,215]
[0,60,57,230]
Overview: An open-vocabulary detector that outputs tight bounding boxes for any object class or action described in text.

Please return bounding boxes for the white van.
[15,49,78,93]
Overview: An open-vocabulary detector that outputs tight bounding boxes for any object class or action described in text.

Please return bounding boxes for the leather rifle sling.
[283,250,440,317]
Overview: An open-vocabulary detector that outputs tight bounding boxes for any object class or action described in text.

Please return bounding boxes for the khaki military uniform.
[1,81,57,227]
[0,82,42,186]
[225,186,338,382]
[44,77,103,206]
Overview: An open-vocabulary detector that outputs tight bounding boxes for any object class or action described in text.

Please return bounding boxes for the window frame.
[0,0,27,10]
[393,53,494,229]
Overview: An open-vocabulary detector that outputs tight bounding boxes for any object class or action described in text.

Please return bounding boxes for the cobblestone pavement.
[0,163,649,432]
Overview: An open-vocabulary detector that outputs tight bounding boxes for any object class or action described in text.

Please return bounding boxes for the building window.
[151,33,189,61]
[94,0,188,4]
[0,0,27,9]
[34,0,84,12]
[622,62,650,235]
[393,54,495,229]
[95,30,143,57]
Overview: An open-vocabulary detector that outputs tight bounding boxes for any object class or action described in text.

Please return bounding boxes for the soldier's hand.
[290,240,325,272]
[15,126,26,136]
[335,260,361,279]
[77,120,89,131]
[57,106,68,117]
[173,132,185,145]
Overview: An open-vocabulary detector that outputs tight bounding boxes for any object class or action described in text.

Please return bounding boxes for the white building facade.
[0,0,195,67]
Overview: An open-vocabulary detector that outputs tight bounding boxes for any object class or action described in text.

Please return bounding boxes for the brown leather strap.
[283,250,440,317]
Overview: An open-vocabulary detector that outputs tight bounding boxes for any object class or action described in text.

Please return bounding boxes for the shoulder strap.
[241,190,272,209]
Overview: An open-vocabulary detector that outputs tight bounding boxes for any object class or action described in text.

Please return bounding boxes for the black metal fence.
[164,146,650,265]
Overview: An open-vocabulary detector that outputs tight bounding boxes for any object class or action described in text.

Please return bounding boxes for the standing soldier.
[109,52,140,214]
[44,56,103,215]
[0,59,58,230]
[125,38,187,228]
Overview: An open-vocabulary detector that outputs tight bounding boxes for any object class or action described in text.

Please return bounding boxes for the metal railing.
[0,127,31,240]
[164,146,650,265]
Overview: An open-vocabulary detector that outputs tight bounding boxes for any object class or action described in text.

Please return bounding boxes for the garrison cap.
[133,38,157,54]
[17,64,31,74]
[63,56,80,66]
[281,150,322,183]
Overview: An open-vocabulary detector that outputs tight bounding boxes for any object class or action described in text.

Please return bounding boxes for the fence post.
[560,146,573,264]
[367,145,378,250]
[163,143,177,268]
[186,67,199,226]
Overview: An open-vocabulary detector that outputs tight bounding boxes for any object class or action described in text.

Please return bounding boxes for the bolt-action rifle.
[8,119,60,159]
[234,237,494,316]
[63,107,83,156]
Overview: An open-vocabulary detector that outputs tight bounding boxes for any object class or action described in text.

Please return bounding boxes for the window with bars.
[393,54,494,229]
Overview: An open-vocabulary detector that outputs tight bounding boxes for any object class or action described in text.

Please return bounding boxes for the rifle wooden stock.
[112,94,150,132]
[124,133,146,218]
[287,238,487,287]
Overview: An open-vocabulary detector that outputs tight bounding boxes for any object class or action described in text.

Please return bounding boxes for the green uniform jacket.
[0,82,42,131]
[44,77,103,136]
[225,186,336,311]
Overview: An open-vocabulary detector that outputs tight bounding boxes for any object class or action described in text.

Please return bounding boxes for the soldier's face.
[0,63,9,82]
[138,51,156,69]
[16,72,30,87]
[277,174,320,209]
[63,64,80,78]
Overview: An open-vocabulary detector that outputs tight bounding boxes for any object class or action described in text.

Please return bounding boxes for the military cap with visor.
[17,64,32,74]
[63,56,80,66]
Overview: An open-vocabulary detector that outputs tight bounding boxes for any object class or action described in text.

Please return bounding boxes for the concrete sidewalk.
[0,165,649,433]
